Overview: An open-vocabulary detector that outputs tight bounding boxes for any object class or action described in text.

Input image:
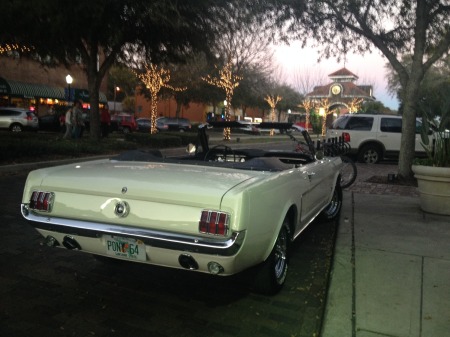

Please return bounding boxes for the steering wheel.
[204,144,235,162]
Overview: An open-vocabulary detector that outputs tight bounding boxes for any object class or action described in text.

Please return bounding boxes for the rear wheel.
[339,156,357,188]
[358,144,382,164]
[319,182,342,221]
[10,123,23,132]
[251,219,290,295]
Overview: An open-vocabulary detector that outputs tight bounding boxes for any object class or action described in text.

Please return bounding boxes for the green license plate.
[104,235,146,261]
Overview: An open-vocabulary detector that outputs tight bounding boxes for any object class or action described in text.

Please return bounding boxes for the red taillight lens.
[342,132,351,143]
[199,210,229,236]
[29,191,54,212]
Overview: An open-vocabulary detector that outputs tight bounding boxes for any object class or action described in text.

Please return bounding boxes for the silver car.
[0,107,39,132]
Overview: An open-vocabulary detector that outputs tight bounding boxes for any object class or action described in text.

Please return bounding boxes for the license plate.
[104,235,146,261]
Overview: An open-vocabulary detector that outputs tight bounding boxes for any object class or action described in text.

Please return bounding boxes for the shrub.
[0,132,138,163]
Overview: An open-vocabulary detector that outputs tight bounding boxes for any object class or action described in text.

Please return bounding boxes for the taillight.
[199,210,229,236]
[29,191,54,212]
[342,132,351,143]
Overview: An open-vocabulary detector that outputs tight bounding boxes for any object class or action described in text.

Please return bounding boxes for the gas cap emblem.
[121,187,128,194]
[114,201,130,218]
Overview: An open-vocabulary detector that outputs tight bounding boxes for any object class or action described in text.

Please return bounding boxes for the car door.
[379,117,427,153]
[0,110,9,129]
[297,159,334,223]
[379,117,402,152]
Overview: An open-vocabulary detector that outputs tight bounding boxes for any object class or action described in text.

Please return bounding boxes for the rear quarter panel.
[220,158,340,270]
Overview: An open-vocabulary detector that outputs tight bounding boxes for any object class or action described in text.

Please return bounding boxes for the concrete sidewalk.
[321,191,450,337]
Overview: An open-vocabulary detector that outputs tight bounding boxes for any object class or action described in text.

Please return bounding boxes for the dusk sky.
[274,41,400,110]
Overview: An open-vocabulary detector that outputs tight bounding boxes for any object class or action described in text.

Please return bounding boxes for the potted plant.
[411,101,450,215]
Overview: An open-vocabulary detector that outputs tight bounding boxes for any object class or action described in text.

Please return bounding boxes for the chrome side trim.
[21,204,244,256]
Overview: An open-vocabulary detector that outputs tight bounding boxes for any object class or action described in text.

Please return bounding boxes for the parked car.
[0,107,39,132]
[156,117,191,132]
[290,124,306,132]
[38,112,65,132]
[110,113,137,133]
[294,121,313,132]
[136,117,169,132]
[20,121,343,295]
[326,113,430,163]
[237,121,261,135]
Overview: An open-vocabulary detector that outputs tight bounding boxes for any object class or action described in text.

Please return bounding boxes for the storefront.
[0,77,107,115]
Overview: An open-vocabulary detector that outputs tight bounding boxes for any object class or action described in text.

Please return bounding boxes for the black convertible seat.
[111,149,308,172]
[235,157,296,171]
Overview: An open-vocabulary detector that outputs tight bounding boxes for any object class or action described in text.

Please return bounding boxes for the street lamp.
[223,99,227,120]
[65,74,73,103]
[113,86,120,113]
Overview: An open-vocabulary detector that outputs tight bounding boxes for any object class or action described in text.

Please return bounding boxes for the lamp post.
[113,86,120,113]
[319,107,326,137]
[65,74,73,103]
[223,100,227,120]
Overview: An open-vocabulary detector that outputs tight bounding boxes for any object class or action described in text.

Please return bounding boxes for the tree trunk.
[398,102,417,181]
[175,99,182,118]
[397,75,423,181]
[87,70,101,141]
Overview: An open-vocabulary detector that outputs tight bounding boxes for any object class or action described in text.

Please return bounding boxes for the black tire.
[339,156,357,188]
[358,144,382,164]
[10,123,23,132]
[251,219,290,295]
[319,182,343,221]
[122,127,131,134]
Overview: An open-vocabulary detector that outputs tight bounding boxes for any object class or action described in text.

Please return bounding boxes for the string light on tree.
[0,43,33,55]
[317,98,334,137]
[203,61,242,140]
[136,63,186,134]
[298,98,314,131]
[264,94,282,136]
[348,97,363,113]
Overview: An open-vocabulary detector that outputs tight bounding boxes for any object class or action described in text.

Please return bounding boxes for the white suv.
[326,114,429,163]
[0,107,39,132]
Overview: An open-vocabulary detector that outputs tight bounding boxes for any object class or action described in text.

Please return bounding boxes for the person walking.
[100,106,111,138]
[63,106,73,139]
[72,100,84,139]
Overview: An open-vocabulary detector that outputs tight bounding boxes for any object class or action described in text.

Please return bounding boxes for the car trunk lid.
[27,159,262,235]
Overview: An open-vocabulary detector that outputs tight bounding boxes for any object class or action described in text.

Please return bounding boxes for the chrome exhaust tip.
[178,254,198,270]
[62,236,81,250]
[43,235,60,247]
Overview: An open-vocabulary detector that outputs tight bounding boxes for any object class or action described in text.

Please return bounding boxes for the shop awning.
[0,77,107,103]
[8,79,66,100]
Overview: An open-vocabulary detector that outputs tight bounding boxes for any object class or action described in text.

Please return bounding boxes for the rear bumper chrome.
[21,204,244,256]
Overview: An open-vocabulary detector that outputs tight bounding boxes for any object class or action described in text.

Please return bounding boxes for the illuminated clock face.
[331,85,341,95]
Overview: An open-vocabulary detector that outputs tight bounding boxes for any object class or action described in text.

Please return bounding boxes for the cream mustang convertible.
[21,122,343,294]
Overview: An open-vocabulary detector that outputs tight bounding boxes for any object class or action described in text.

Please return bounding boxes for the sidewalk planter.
[412,165,450,215]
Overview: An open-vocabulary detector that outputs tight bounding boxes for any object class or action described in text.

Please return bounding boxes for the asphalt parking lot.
[0,171,338,337]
